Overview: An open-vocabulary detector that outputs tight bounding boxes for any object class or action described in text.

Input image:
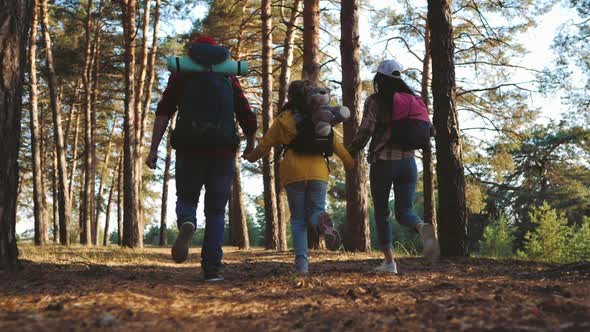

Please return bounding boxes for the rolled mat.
[166,56,249,76]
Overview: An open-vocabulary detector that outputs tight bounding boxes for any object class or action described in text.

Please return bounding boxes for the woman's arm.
[347,96,378,154]
[333,135,355,171]
[245,112,296,162]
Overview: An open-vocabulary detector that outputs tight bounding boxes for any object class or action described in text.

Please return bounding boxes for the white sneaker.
[418,223,440,263]
[374,261,398,274]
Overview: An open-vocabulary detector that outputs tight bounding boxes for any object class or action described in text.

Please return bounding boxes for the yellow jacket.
[247,111,354,188]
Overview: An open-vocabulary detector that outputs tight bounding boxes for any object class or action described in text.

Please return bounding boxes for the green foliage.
[520,202,571,263]
[479,214,516,258]
[566,217,590,262]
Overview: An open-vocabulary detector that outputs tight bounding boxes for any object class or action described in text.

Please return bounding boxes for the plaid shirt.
[349,94,414,163]
[156,72,257,156]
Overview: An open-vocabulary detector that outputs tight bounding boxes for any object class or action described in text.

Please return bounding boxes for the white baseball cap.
[376,59,403,78]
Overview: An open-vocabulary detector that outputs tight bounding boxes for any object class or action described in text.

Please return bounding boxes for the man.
[146,36,256,281]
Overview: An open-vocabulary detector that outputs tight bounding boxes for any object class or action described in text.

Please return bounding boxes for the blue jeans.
[285,181,327,259]
[175,152,234,270]
[370,158,422,250]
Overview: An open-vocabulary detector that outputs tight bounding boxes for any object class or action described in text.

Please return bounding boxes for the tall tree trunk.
[29,0,48,246]
[261,0,279,250]
[0,0,32,269]
[275,0,302,252]
[80,0,94,245]
[302,0,320,82]
[121,0,140,248]
[341,0,370,252]
[103,157,118,246]
[140,0,160,146]
[159,118,174,247]
[278,0,302,108]
[427,0,468,257]
[228,2,252,250]
[230,150,250,249]
[94,121,116,238]
[421,21,437,227]
[117,155,123,245]
[40,0,71,245]
[39,110,56,242]
[52,144,59,242]
[68,110,80,197]
[134,0,151,248]
[89,0,104,245]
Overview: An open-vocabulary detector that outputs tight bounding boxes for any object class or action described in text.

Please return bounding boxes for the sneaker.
[374,261,398,274]
[318,212,342,251]
[203,270,224,282]
[295,256,309,275]
[171,222,195,263]
[418,223,440,263]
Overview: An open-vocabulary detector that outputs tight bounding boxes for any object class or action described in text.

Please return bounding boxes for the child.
[348,60,440,273]
[245,80,354,274]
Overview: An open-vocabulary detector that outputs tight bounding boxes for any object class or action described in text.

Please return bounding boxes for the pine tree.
[0,0,33,268]
[522,202,571,263]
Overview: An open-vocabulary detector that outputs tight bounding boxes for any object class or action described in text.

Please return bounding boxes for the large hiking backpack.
[389,92,432,149]
[286,111,334,157]
[170,71,238,150]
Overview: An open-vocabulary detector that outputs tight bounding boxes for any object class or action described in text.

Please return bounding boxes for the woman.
[348,60,440,273]
[245,80,354,274]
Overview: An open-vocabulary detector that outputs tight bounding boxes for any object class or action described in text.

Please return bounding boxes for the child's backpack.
[389,92,432,149]
[285,110,334,158]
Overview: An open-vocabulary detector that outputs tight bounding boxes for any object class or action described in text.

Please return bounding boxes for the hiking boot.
[418,223,440,263]
[374,261,398,274]
[318,212,342,251]
[171,222,195,263]
[203,270,224,282]
[295,255,309,275]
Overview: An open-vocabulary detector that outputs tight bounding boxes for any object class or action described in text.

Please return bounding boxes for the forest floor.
[1,245,589,332]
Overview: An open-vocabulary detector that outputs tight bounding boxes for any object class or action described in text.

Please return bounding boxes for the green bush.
[566,217,590,262]
[479,214,515,258]
[520,202,571,263]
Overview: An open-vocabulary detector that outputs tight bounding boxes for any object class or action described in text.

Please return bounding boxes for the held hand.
[145,150,158,170]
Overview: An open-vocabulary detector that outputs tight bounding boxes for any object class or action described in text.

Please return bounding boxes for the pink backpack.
[389,92,432,149]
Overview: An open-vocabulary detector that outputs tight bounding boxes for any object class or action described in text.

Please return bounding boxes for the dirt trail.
[1,245,589,331]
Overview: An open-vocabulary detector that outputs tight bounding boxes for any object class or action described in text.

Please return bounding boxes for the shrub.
[521,202,571,263]
[479,214,515,258]
[566,217,590,262]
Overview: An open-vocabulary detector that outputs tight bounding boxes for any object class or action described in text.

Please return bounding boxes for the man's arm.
[231,76,258,158]
[146,115,171,169]
[145,73,180,169]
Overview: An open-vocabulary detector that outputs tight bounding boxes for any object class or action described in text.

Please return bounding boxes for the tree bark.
[52,143,59,242]
[261,0,279,250]
[0,0,32,269]
[29,0,49,246]
[103,157,118,246]
[68,110,80,197]
[302,0,320,83]
[230,150,250,249]
[89,0,105,245]
[40,0,71,245]
[421,21,437,227]
[341,0,370,252]
[121,0,140,248]
[427,0,469,257]
[94,121,116,239]
[80,0,94,245]
[134,0,152,248]
[275,0,302,252]
[159,118,174,247]
[116,155,123,245]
